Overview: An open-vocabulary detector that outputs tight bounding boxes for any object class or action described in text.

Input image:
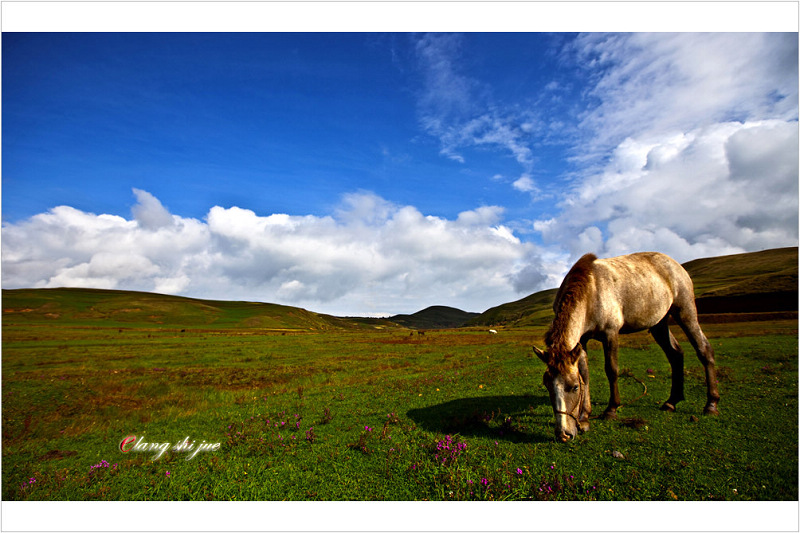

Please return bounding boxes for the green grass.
[3,319,797,501]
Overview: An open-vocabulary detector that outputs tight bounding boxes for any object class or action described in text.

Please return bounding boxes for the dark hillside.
[389,306,479,330]
[684,247,797,318]
[468,247,798,327]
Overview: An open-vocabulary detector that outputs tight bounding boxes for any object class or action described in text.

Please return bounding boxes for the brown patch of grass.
[620,417,648,430]
[39,450,77,461]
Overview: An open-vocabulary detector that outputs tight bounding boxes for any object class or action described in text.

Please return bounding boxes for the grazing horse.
[533,252,720,442]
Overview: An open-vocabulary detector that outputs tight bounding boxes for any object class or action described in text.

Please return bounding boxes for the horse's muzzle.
[557,430,574,442]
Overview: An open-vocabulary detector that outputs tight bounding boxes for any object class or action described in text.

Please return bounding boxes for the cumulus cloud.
[1,189,553,315]
[570,33,798,158]
[528,33,800,267]
[411,32,798,274]
[508,251,566,294]
[131,188,175,230]
[2,200,212,294]
[535,120,799,263]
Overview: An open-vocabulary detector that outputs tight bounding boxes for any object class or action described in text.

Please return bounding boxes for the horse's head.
[533,345,589,442]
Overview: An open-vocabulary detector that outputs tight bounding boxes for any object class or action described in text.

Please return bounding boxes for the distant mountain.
[467,247,798,327]
[389,305,480,330]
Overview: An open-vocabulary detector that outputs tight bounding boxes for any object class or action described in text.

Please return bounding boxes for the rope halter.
[553,372,586,426]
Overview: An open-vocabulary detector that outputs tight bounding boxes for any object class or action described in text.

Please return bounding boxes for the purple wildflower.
[90,459,112,471]
[434,435,467,465]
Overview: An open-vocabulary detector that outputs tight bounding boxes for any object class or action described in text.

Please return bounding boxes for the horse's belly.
[619,321,651,334]
[620,292,672,331]
[600,285,672,333]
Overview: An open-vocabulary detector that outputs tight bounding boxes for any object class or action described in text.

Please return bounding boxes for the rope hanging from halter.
[548,365,650,423]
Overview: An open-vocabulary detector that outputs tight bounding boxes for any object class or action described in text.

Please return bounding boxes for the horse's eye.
[571,385,579,393]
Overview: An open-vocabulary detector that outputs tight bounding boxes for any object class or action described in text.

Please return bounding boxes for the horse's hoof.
[660,402,677,412]
[601,410,617,420]
[703,405,720,416]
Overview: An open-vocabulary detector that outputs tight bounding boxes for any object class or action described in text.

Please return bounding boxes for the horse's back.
[596,251,691,288]
[592,252,695,331]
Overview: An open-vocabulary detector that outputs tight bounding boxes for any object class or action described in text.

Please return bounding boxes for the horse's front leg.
[577,345,592,432]
[602,333,621,420]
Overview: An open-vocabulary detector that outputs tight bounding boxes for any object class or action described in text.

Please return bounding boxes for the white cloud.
[132,188,175,230]
[571,33,798,158]
[536,120,798,263]
[1,189,552,315]
[527,33,799,269]
[512,174,537,193]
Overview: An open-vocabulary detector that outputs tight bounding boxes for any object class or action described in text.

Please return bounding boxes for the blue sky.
[2,32,575,224]
[3,28,798,316]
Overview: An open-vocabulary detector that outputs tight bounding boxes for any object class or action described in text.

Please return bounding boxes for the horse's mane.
[544,253,597,371]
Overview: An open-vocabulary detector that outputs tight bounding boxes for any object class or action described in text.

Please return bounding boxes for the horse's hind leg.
[650,317,685,412]
[674,306,720,415]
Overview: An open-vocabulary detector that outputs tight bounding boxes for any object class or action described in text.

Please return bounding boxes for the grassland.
[3,248,797,504]
[2,318,796,502]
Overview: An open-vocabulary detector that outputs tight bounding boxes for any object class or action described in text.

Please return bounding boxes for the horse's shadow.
[407,394,553,444]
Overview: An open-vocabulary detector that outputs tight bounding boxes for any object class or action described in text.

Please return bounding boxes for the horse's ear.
[533,346,548,364]
[568,345,584,365]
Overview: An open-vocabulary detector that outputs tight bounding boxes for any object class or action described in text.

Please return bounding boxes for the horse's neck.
[550,300,589,352]
[563,301,588,347]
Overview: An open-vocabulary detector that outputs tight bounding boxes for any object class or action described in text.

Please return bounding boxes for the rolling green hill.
[683,247,797,297]
[468,289,558,328]
[468,247,798,327]
[1,287,366,331]
[3,247,796,331]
